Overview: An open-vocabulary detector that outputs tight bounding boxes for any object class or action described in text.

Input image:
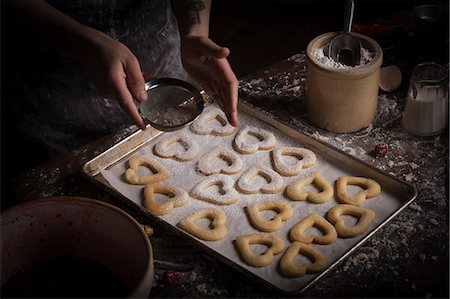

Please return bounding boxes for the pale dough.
[279,242,327,278]
[336,176,381,206]
[245,200,293,232]
[143,183,189,216]
[123,155,172,185]
[289,213,337,245]
[326,204,375,238]
[286,171,333,203]
[235,234,285,267]
[177,208,228,241]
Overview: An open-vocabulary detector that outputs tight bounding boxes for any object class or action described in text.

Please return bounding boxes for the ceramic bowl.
[1,197,154,298]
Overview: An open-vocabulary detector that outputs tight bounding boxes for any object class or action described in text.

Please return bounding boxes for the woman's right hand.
[5,0,149,129]
[79,28,148,129]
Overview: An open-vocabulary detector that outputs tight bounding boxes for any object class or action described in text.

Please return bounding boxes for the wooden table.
[5,52,449,298]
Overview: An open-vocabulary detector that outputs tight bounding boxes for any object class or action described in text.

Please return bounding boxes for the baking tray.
[82,100,417,294]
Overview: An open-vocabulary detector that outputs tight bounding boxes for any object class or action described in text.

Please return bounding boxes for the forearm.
[173,0,211,37]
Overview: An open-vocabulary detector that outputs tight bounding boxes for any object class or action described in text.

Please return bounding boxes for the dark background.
[1,0,448,173]
[210,0,449,77]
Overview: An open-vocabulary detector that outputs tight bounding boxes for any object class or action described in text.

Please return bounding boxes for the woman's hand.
[5,0,149,129]
[181,35,239,126]
[80,29,148,129]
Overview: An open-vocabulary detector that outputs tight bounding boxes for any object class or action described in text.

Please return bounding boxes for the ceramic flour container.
[306,32,383,133]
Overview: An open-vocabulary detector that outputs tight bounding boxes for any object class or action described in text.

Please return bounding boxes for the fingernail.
[138,90,148,101]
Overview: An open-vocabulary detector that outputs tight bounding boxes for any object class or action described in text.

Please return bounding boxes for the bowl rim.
[1,196,154,298]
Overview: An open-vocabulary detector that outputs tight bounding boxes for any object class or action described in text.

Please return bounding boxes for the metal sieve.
[138,78,205,131]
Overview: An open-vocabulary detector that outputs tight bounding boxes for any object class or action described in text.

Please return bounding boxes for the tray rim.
[81,100,418,294]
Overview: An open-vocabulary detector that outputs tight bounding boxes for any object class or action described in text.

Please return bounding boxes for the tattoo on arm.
[187,0,205,24]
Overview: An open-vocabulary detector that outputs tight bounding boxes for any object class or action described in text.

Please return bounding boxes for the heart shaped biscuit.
[154,133,199,161]
[235,234,285,267]
[190,174,239,205]
[272,146,317,176]
[279,242,327,278]
[336,176,381,206]
[233,125,276,154]
[326,204,375,238]
[177,208,228,241]
[245,200,293,232]
[236,163,284,194]
[289,213,337,244]
[143,184,189,216]
[123,155,172,185]
[197,147,243,176]
[190,107,236,136]
[286,171,333,203]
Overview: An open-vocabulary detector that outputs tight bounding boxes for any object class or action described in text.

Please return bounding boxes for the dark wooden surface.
[3,4,449,298]
[5,54,449,299]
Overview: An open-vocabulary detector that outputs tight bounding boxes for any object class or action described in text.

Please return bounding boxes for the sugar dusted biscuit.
[197,147,243,176]
[233,125,276,154]
[154,133,199,161]
[272,146,316,176]
[190,107,236,136]
[236,163,284,194]
[190,174,239,205]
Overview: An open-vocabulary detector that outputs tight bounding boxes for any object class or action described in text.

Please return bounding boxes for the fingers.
[110,70,146,130]
[201,38,230,59]
[123,54,148,102]
[214,61,239,126]
[224,79,239,126]
[142,72,155,82]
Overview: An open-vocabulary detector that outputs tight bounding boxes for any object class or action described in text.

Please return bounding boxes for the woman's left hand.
[180,35,239,126]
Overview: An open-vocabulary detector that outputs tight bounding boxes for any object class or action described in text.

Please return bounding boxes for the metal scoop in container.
[329,0,361,66]
[138,78,205,131]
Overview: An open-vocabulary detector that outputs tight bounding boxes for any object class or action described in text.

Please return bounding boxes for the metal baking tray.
[82,100,417,294]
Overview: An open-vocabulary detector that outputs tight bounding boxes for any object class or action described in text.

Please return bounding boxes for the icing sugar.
[190,107,236,136]
[154,132,199,161]
[234,125,276,154]
[272,147,317,176]
[236,163,284,194]
[197,147,244,175]
[190,174,240,205]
